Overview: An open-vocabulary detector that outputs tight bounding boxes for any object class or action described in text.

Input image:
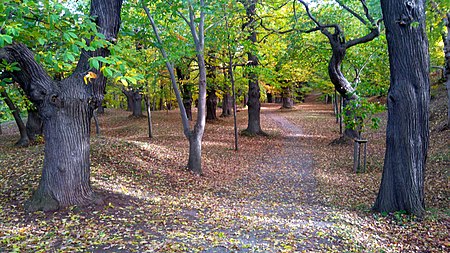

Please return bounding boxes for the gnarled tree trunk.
[373,0,429,217]
[0,0,123,212]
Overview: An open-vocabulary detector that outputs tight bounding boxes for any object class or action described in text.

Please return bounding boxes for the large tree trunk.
[0,0,123,212]
[221,92,232,117]
[26,108,43,142]
[373,0,430,217]
[0,90,29,146]
[243,0,264,135]
[206,89,218,121]
[131,90,143,117]
[281,85,294,109]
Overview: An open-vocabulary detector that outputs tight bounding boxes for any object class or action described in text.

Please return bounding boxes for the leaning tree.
[298,0,381,138]
[373,0,430,217]
[0,0,123,211]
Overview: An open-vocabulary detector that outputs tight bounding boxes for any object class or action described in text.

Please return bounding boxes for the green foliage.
[343,96,385,133]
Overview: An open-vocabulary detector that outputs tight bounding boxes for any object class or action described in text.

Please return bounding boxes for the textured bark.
[206,89,218,121]
[221,92,232,117]
[131,91,143,117]
[0,0,123,212]
[122,88,143,116]
[188,133,202,175]
[26,108,43,142]
[0,90,29,146]
[243,0,264,135]
[373,0,430,217]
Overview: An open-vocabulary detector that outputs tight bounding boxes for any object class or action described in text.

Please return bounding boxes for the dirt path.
[196,108,343,252]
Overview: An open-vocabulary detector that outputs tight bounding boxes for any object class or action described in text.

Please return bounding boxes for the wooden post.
[353,139,368,173]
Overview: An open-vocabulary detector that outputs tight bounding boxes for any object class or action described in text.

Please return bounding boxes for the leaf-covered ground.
[0,97,448,252]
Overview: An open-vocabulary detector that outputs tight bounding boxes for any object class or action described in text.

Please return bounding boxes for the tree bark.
[0,0,123,212]
[221,92,232,117]
[281,85,294,109]
[0,90,29,146]
[206,89,218,121]
[373,0,430,217]
[243,0,264,135]
[131,90,143,117]
[145,96,153,138]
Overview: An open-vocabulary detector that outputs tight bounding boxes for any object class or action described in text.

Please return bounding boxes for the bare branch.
[335,0,367,25]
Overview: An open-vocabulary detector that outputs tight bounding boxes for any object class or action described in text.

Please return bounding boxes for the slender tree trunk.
[145,96,153,138]
[0,90,29,146]
[26,108,43,142]
[444,13,450,127]
[373,0,430,217]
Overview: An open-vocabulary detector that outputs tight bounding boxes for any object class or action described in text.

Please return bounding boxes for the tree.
[142,0,207,175]
[242,0,265,135]
[373,0,430,217]
[0,0,123,211]
[298,0,381,138]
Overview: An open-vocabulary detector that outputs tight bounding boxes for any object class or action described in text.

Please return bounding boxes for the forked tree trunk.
[0,90,29,146]
[0,0,123,212]
[142,1,206,175]
[373,0,430,217]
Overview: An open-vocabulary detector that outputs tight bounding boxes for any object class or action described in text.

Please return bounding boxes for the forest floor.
[0,91,449,252]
